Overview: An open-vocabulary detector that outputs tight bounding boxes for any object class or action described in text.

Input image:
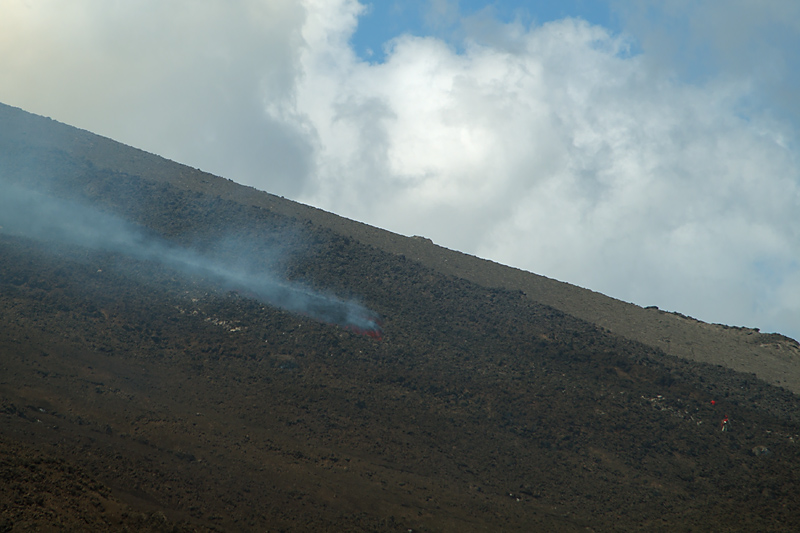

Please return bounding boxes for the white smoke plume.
[0,182,382,336]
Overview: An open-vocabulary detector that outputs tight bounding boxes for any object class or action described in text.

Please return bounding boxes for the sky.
[1,0,799,340]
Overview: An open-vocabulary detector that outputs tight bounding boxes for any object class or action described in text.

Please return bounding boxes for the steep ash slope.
[2,101,796,393]
[1,103,799,531]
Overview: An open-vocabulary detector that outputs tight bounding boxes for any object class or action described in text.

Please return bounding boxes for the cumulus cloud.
[291,1,800,337]
[0,0,313,197]
[0,0,798,339]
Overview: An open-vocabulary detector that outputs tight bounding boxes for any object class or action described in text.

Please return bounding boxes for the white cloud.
[291,2,800,337]
[0,0,798,339]
[0,0,312,196]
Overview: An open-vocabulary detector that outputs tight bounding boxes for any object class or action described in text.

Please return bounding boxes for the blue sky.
[0,0,798,341]
[351,0,621,62]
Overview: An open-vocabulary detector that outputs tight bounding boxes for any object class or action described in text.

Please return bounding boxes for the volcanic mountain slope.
[0,103,799,531]
[3,103,797,394]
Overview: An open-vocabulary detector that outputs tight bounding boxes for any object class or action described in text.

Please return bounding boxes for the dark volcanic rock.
[1,102,800,531]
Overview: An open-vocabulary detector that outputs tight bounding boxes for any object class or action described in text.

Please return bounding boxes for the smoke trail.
[0,183,382,335]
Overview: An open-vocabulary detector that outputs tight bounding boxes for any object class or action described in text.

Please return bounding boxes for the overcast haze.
[1,0,798,340]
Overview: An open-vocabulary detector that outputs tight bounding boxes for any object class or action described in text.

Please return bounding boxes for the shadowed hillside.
[1,103,800,531]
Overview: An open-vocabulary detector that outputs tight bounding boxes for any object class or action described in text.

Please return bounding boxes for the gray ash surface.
[1,102,800,531]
